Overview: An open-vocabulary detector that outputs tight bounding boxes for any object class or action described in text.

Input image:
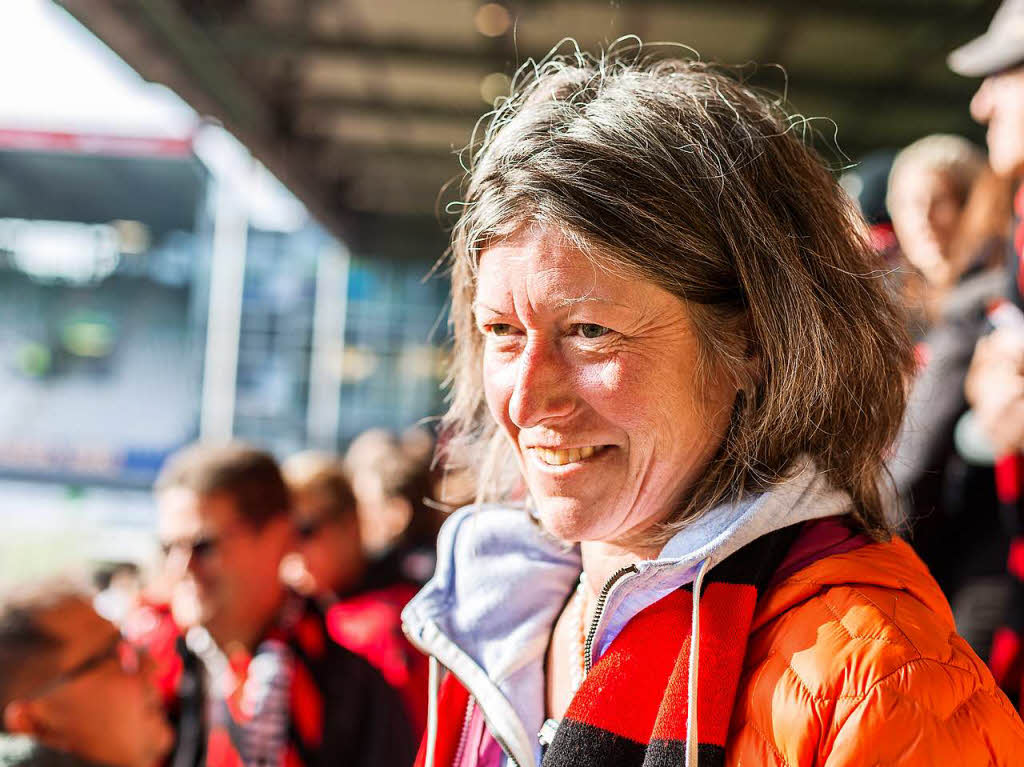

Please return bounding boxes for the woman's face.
[890,169,963,287]
[476,226,736,545]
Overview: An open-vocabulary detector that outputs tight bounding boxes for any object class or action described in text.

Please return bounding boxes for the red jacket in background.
[327,582,429,736]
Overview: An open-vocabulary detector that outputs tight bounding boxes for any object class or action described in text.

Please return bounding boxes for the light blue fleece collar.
[402,458,850,767]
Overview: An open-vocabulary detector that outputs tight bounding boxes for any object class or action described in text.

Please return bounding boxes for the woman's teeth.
[534,445,604,466]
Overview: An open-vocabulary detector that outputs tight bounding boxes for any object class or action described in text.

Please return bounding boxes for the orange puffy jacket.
[728,537,1024,765]
[412,533,1024,766]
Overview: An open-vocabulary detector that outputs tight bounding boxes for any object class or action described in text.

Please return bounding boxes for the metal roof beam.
[215,29,979,105]
[518,0,1000,26]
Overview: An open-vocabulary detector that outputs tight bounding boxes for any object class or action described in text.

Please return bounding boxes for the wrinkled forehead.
[474,225,639,304]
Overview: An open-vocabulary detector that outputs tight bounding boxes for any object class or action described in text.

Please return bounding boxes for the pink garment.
[770,515,870,586]
[454,701,504,767]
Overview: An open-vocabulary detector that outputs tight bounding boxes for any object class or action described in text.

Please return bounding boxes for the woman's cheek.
[588,356,632,401]
[483,352,516,426]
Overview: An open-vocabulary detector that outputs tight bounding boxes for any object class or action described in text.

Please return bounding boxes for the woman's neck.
[579,539,662,604]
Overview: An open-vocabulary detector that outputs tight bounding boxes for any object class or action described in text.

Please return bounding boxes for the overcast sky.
[0,0,197,137]
[0,1,309,231]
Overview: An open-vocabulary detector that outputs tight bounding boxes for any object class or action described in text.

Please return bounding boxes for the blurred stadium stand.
[0,127,449,490]
[0,130,206,488]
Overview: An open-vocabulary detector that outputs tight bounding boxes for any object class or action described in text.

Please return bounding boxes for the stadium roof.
[0,129,204,239]
[54,0,998,242]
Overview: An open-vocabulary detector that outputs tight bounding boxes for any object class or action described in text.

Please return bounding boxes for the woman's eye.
[486,323,518,336]
[573,323,611,339]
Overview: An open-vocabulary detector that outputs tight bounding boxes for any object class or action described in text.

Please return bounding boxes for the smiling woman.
[401,45,1024,767]
[475,228,735,548]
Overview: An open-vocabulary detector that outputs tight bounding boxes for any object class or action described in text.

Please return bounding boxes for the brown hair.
[0,578,94,718]
[155,442,290,528]
[281,451,357,520]
[442,46,914,542]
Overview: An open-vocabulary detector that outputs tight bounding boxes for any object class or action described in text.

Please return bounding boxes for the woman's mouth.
[531,445,610,466]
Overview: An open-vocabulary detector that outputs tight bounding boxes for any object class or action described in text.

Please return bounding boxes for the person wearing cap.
[951,0,1024,712]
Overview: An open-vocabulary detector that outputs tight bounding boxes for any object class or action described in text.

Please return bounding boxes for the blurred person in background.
[282,451,429,736]
[0,579,173,767]
[951,0,1024,710]
[281,452,365,598]
[887,135,996,314]
[887,135,1013,658]
[120,552,205,767]
[154,443,415,767]
[93,563,143,627]
[344,427,444,586]
[841,148,900,262]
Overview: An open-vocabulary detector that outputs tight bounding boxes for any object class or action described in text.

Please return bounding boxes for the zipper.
[402,621,529,767]
[583,564,639,673]
[450,694,475,767]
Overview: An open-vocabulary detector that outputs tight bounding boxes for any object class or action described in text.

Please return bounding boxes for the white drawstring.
[425,655,441,767]
[685,557,711,767]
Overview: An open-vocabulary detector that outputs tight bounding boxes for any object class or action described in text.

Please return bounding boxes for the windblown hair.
[442,44,914,542]
[155,442,290,529]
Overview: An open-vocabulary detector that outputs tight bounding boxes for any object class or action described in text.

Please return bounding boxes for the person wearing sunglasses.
[0,580,173,767]
[281,451,429,737]
[280,451,367,603]
[154,443,415,767]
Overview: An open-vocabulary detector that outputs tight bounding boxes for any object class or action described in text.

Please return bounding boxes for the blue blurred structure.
[0,129,448,493]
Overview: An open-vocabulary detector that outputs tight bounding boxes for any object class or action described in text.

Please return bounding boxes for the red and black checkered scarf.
[539,524,800,767]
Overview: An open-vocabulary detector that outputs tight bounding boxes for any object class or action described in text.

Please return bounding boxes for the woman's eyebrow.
[472,302,507,315]
[555,296,626,309]
[473,297,627,315]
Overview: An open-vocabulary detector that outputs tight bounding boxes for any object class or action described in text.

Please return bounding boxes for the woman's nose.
[971,78,994,124]
[508,338,575,428]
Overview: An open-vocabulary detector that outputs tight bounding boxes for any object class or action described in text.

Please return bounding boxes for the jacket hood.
[752,536,954,634]
[402,457,854,767]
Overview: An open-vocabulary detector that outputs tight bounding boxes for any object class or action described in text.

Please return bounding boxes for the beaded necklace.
[539,572,587,749]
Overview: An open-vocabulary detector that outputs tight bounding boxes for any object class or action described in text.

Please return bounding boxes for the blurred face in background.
[3,597,172,767]
[972,66,1024,178]
[351,472,413,556]
[889,168,964,287]
[286,488,365,596]
[157,488,291,649]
